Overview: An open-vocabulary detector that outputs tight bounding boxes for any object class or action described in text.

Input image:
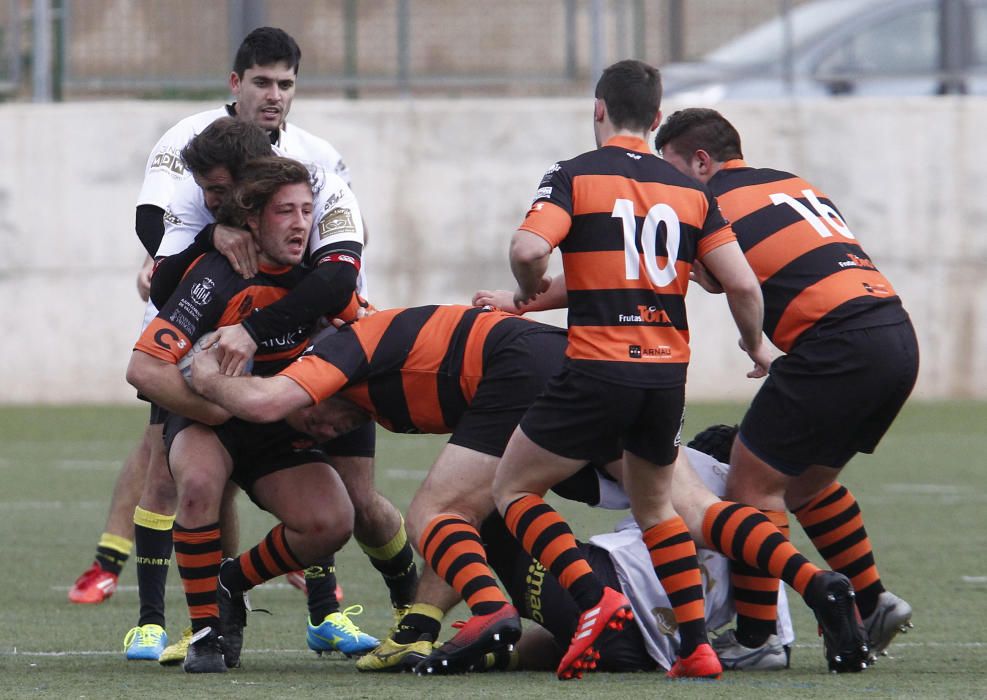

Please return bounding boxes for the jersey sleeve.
[695,190,737,259]
[517,161,574,248]
[136,126,194,209]
[134,256,229,364]
[156,177,214,258]
[307,170,365,268]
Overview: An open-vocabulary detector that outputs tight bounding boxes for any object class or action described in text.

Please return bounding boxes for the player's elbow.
[125,352,151,394]
[510,231,550,267]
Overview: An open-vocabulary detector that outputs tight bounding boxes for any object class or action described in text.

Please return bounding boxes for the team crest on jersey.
[319,209,357,239]
[190,278,215,306]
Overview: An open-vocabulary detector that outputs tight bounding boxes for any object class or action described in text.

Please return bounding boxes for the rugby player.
[128,155,358,674]
[656,107,916,671]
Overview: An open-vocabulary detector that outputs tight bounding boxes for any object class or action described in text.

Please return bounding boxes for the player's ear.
[649,109,662,133]
[229,71,241,96]
[593,98,606,123]
[246,213,259,235]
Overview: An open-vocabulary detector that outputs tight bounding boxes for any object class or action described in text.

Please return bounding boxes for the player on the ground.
[127,155,358,674]
[656,107,917,671]
[485,58,769,681]
[479,427,795,674]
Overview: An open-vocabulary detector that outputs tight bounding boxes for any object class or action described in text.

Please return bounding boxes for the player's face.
[230,61,297,131]
[252,181,313,266]
[289,397,371,442]
[192,166,234,216]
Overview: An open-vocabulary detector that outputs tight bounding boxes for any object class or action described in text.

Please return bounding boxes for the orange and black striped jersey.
[280,305,562,434]
[708,160,907,352]
[135,252,313,376]
[519,135,735,387]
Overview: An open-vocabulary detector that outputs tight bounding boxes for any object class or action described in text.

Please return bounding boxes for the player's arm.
[126,350,230,425]
[699,239,771,378]
[509,230,553,307]
[190,347,314,423]
[473,273,568,314]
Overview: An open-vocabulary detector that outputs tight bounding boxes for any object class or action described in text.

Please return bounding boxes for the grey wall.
[1,97,982,403]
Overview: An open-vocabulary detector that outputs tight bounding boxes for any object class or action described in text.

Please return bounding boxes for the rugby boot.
[356,635,434,672]
[556,587,633,680]
[217,560,248,668]
[68,563,118,604]
[415,604,522,675]
[863,590,913,658]
[123,624,167,661]
[711,630,789,670]
[667,642,723,679]
[159,626,192,666]
[182,627,227,674]
[307,605,379,657]
[806,571,869,673]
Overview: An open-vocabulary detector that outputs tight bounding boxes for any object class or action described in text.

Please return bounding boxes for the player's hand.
[189,344,220,388]
[472,289,522,314]
[136,256,154,301]
[206,325,258,377]
[213,224,259,279]
[512,276,552,309]
[330,300,376,328]
[739,337,772,379]
[690,260,724,293]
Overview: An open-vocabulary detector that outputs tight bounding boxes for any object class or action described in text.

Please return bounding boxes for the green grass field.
[1,402,985,699]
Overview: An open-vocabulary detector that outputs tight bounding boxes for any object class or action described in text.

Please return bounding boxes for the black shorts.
[164,415,328,501]
[520,363,685,466]
[448,328,568,457]
[320,419,376,458]
[740,319,919,474]
[480,514,656,672]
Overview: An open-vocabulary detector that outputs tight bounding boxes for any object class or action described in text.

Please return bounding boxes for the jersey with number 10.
[519,135,735,387]
[708,160,907,352]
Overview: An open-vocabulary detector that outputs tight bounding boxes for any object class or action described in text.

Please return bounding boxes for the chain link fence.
[5,0,808,100]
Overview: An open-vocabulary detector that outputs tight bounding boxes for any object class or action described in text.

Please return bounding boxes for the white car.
[662,0,987,100]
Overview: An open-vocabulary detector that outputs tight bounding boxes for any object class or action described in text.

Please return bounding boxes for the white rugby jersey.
[136,104,350,211]
[588,448,795,670]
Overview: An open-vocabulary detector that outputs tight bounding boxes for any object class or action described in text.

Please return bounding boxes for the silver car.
[662,0,987,99]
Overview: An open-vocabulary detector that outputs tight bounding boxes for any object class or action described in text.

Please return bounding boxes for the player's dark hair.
[233,27,302,76]
[218,156,312,228]
[686,424,739,464]
[655,108,744,162]
[180,117,272,179]
[594,59,662,132]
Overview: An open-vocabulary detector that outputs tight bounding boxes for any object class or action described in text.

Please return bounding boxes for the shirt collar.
[721,159,748,170]
[603,135,652,155]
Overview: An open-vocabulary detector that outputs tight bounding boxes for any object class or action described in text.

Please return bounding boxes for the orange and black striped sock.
[419,514,508,615]
[503,495,601,610]
[173,521,221,633]
[793,482,884,618]
[730,510,789,646]
[220,523,304,594]
[703,501,821,597]
[642,516,708,658]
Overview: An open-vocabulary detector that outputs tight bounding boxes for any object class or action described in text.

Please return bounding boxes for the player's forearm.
[241,263,358,344]
[510,234,552,297]
[194,373,301,423]
[724,281,765,352]
[135,204,166,257]
[126,352,228,425]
